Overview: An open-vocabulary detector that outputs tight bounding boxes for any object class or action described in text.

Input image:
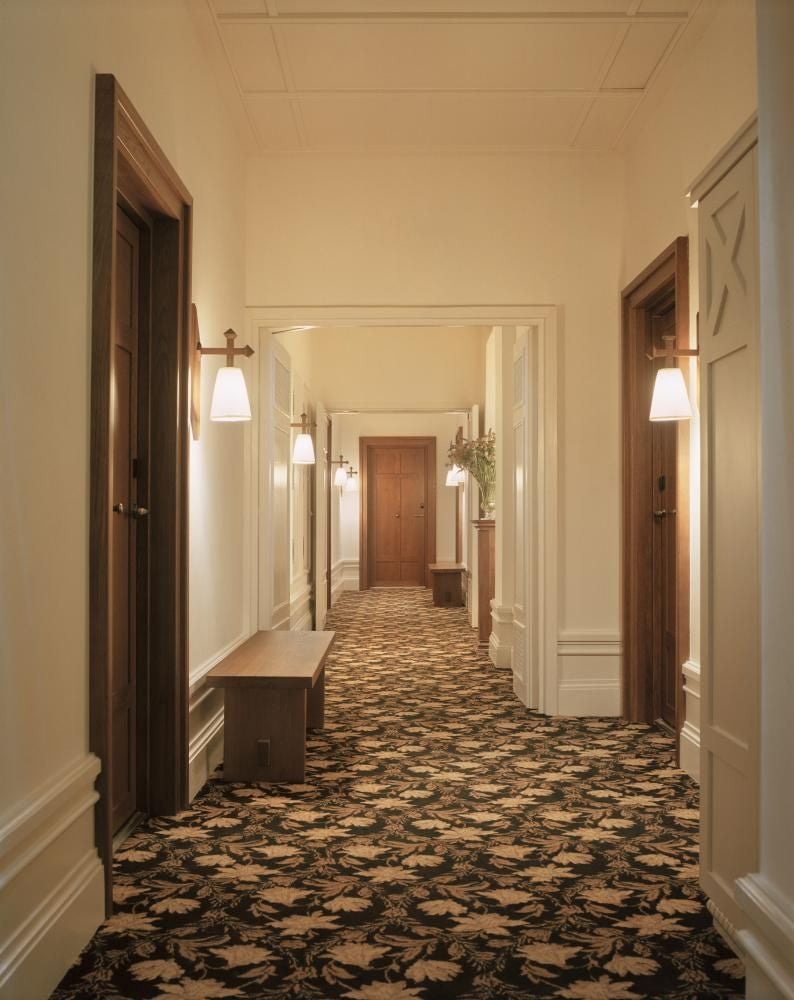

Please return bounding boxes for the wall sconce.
[330,454,349,487]
[648,333,699,422]
[192,306,255,436]
[345,467,359,492]
[291,412,316,465]
[445,464,465,486]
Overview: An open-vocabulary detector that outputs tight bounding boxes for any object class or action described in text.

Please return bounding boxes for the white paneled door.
[697,141,760,932]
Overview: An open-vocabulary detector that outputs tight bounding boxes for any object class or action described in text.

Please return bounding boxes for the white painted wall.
[249,151,626,662]
[0,2,247,995]
[621,0,757,777]
[276,326,488,411]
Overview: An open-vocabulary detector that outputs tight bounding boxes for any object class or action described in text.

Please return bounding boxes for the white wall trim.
[557,630,623,657]
[558,679,622,717]
[737,874,794,999]
[489,603,513,669]
[0,754,100,892]
[680,659,701,781]
[682,658,701,693]
[188,707,225,766]
[680,721,700,781]
[189,630,249,692]
[0,848,103,993]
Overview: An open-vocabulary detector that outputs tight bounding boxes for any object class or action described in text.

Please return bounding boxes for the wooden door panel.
[110,211,139,834]
[365,441,433,589]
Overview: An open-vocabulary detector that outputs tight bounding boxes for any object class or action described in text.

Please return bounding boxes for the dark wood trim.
[91,75,192,913]
[621,236,690,742]
[359,437,437,590]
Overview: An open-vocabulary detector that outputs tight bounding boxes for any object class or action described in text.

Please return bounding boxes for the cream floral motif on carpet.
[54,589,743,999]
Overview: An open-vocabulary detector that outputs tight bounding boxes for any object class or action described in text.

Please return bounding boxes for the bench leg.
[307,667,325,730]
[222,687,306,783]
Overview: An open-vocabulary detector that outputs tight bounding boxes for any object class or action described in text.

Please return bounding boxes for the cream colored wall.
[276,326,488,411]
[250,152,626,651]
[0,2,247,995]
[621,0,757,779]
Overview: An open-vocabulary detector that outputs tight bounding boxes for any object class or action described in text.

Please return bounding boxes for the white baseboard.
[488,631,512,669]
[679,720,700,782]
[489,604,513,670]
[557,679,621,716]
[331,559,359,604]
[737,875,794,1000]
[0,755,104,1000]
[188,706,225,801]
[557,631,622,716]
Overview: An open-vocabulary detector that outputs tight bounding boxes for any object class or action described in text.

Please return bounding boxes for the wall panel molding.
[557,630,622,716]
[0,754,103,999]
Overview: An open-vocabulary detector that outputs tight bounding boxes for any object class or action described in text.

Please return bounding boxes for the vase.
[477,481,496,519]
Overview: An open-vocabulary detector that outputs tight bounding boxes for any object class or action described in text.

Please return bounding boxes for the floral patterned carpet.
[54,589,743,999]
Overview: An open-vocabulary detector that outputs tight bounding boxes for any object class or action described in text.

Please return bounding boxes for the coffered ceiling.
[201,0,700,153]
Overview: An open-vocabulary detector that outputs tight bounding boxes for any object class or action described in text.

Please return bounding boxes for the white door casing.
[270,341,292,631]
[315,402,330,629]
[695,138,760,934]
[512,328,530,705]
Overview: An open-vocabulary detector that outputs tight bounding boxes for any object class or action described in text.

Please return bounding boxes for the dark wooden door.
[110,209,142,833]
[650,311,678,727]
[372,447,427,586]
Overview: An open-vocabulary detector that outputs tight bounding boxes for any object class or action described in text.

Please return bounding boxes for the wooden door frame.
[91,75,191,912]
[359,436,437,590]
[621,237,690,733]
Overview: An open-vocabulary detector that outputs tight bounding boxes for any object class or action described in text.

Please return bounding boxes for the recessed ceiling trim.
[216,13,690,23]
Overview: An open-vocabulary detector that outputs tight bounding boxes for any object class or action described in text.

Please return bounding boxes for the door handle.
[394,513,400,518]
[653,508,677,519]
[112,502,149,519]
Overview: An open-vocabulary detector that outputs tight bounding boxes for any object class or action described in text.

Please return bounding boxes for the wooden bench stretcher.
[206,629,335,783]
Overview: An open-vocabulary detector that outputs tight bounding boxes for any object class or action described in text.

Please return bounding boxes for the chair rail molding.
[0,754,103,999]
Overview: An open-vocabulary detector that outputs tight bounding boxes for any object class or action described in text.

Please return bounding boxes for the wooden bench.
[206,630,335,783]
[429,562,465,607]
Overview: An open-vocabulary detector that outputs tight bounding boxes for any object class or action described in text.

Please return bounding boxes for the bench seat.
[206,630,335,783]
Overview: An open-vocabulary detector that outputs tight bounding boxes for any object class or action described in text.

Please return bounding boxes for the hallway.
[55,591,741,999]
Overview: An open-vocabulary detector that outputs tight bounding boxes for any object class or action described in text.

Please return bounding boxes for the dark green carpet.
[54,589,743,999]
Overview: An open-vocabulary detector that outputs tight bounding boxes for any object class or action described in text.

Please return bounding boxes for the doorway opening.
[90,76,191,911]
[360,436,437,590]
[621,237,690,738]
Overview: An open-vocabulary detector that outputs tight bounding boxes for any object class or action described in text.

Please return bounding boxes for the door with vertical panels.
[371,446,427,586]
[698,145,760,930]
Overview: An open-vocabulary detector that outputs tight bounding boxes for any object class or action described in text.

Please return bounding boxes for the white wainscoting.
[0,754,104,1000]
[489,602,513,670]
[188,631,249,800]
[331,560,359,605]
[680,659,701,782]
[290,579,313,631]
[557,631,622,716]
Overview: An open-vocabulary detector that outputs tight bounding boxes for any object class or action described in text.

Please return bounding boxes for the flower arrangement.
[448,429,496,518]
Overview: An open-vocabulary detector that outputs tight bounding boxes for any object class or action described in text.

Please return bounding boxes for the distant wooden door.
[361,438,436,589]
[372,447,426,585]
[110,209,142,834]
[650,307,679,729]
[621,237,690,738]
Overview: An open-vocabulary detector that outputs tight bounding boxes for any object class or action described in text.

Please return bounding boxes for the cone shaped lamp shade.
[345,471,359,492]
[292,433,316,465]
[210,366,251,422]
[334,466,348,487]
[445,468,458,486]
[650,367,692,421]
